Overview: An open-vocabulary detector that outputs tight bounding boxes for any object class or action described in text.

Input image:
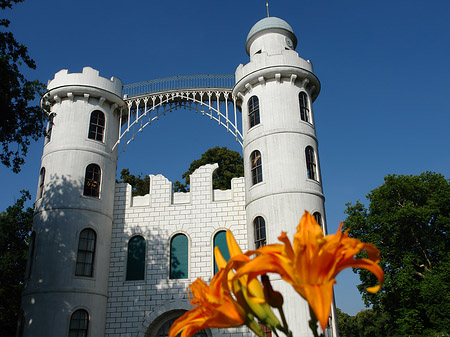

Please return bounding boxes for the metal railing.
[123,74,235,98]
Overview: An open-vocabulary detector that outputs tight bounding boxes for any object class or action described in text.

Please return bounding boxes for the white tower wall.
[234,18,336,337]
[22,67,124,337]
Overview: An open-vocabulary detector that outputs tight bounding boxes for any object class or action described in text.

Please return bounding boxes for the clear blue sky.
[3,0,450,316]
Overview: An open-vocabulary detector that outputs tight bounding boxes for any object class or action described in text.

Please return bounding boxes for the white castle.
[21,17,338,337]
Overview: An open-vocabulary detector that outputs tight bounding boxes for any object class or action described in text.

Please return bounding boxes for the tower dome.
[245,17,297,55]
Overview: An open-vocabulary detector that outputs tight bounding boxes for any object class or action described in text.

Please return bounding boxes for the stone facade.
[105,164,250,336]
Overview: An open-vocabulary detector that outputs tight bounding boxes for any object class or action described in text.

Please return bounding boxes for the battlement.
[47,66,123,96]
[115,163,245,208]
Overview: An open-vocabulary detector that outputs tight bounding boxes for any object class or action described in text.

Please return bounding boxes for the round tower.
[233,18,337,336]
[21,67,124,336]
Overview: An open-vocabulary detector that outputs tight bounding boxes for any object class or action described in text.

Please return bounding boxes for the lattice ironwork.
[114,85,243,155]
[123,74,235,98]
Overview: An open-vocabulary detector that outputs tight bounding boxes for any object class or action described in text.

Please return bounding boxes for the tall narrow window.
[313,212,322,226]
[170,234,188,279]
[75,229,96,277]
[251,150,263,185]
[305,146,317,181]
[126,235,146,281]
[69,309,89,337]
[299,92,310,123]
[88,110,105,142]
[253,216,266,248]
[38,167,45,199]
[248,96,260,128]
[45,113,54,144]
[25,231,36,279]
[83,164,101,198]
[213,231,230,274]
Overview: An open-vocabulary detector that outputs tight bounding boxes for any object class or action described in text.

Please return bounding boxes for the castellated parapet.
[106,164,252,336]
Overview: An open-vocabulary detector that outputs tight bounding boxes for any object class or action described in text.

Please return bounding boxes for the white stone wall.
[105,164,251,337]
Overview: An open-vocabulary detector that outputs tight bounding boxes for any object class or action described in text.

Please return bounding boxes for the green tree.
[1,0,46,172]
[119,147,244,195]
[343,172,450,336]
[0,190,34,335]
[174,146,243,192]
[336,308,358,337]
[119,168,150,196]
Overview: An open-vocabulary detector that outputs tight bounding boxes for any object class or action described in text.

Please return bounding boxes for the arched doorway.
[145,309,211,337]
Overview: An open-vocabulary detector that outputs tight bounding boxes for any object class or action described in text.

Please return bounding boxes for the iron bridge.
[115,74,242,155]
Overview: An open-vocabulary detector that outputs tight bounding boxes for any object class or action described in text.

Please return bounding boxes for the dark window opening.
[83,164,101,198]
[305,146,317,181]
[75,229,96,277]
[254,216,266,248]
[88,110,105,142]
[251,150,263,185]
[170,234,188,279]
[69,309,89,337]
[126,236,146,281]
[299,92,310,123]
[248,96,260,129]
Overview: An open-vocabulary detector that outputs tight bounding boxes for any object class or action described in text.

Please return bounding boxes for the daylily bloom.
[168,268,247,337]
[215,231,282,332]
[234,211,384,331]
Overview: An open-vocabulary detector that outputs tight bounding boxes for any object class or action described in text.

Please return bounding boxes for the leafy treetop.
[343,172,450,336]
[1,0,46,172]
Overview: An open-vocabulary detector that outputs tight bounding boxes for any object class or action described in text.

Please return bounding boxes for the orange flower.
[168,269,246,337]
[234,211,384,331]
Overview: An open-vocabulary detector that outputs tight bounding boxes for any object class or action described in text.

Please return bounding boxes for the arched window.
[251,150,263,185]
[25,231,36,279]
[38,167,45,199]
[248,96,260,129]
[169,234,188,279]
[75,229,96,277]
[83,164,101,198]
[213,230,230,274]
[305,146,317,181]
[253,216,266,248]
[68,309,89,337]
[299,91,310,123]
[45,113,55,144]
[313,212,322,226]
[88,110,105,142]
[126,236,146,281]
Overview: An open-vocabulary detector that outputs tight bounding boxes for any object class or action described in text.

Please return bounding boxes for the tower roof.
[246,17,297,54]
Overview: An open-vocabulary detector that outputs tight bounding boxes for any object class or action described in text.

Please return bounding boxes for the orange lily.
[168,268,247,337]
[215,231,282,332]
[234,211,384,331]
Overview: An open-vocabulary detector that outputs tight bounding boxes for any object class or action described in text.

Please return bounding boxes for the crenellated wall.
[106,164,252,336]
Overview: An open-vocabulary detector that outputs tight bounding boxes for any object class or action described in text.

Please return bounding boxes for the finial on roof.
[266,2,270,17]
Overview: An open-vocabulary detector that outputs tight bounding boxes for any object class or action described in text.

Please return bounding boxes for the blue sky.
[2,0,450,316]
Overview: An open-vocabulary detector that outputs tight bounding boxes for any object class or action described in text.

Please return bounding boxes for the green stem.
[308,306,324,337]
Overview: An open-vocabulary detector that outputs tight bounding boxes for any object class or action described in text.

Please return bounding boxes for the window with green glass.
[169,234,188,279]
[213,231,230,274]
[126,235,146,281]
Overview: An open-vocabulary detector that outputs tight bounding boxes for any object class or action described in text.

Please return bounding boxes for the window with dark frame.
[251,150,263,185]
[313,212,322,227]
[38,167,45,199]
[83,164,101,198]
[75,229,96,277]
[253,216,266,248]
[169,233,188,279]
[45,113,55,144]
[68,309,89,337]
[299,91,310,123]
[88,110,105,142]
[25,231,36,279]
[126,235,146,281]
[248,96,260,129]
[305,146,317,181]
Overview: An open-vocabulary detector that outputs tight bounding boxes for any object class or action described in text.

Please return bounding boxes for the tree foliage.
[343,172,450,336]
[0,190,33,335]
[119,147,244,196]
[119,168,150,196]
[174,146,243,192]
[336,308,389,337]
[1,0,46,172]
